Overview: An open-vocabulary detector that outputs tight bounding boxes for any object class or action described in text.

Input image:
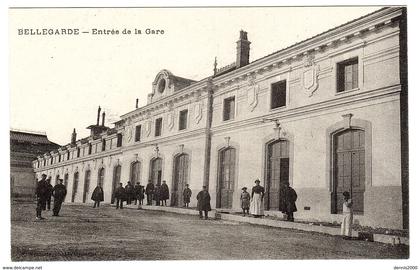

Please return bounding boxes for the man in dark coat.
[134,182,142,205]
[35,174,49,220]
[145,180,154,205]
[154,183,161,206]
[114,183,126,209]
[160,180,170,206]
[125,181,134,205]
[279,183,288,214]
[183,184,192,208]
[44,177,53,211]
[91,183,104,208]
[285,183,298,222]
[52,179,67,216]
[196,186,211,220]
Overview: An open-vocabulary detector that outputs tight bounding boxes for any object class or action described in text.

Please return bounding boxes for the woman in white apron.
[250,179,265,217]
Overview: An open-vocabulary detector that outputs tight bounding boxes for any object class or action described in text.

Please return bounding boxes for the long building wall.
[33,8,405,229]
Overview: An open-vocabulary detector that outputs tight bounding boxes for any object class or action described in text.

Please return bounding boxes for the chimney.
[102,112,105,126]
[97,106,101,125]
[136,98,139,109]
[236,30,251,68]
[71,128,77,144]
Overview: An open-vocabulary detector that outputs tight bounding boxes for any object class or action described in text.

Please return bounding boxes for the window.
[58,155,61,163]
[135,125,141,142]
[179,109,188,130]
[88,143,92,155]
[223,97,235,121]
[271,80,287,109]
[155,118,163,137]
[337,58,358,92]
[43,159,46,166]
[77,147,80,158]
[117,134,123,147]
[67,151,70,160]
[102,139,106,151]
[50,157,53,165]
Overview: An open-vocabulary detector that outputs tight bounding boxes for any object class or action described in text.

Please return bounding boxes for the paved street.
[11,202,408,261]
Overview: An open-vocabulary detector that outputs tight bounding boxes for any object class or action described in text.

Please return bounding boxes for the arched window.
[130,162,141,185]
[150,158,162,185]
[111,165,121,204]
[98,168,105,187]
[172,154,189,207]
[72,172,79,203]
[83,170,91,203]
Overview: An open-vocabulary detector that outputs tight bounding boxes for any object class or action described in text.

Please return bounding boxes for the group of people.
[239,179,297,221]
[35,174,354,239]
[35,173,67,220]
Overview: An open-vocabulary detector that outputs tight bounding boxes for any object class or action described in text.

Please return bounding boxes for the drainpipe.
[202,78,214,188]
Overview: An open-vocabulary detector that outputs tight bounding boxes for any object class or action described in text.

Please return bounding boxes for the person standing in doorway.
[341,191,353,240]
[285,183,298,222]
[91,183,104,208]
[35,174,48,220]
[160,180,170,206]
[183,184,192,208]
[240,187,251,216]
[196,186,211,220]
[125,181,134,205]
[134,182,141,205]
[250,179,265,218]
[145,180,154,205]
[114,183,126,209]
[154,183,161,206]
[45,177,53,211]
[52,179,67,216]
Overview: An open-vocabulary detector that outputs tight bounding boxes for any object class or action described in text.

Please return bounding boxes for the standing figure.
[341,191,353,240]
[45,177,53,211]
[160,180,170,206]
[183,184,192,208]
[52,179,67,216]
[35,174,48,220]
[154,183,161,206]
[137,185,145,209]
[114,183,126,209]
[134,182,142,205]
[250,179,265,218]
[91,183,104,208]
[125,181,134,205]
[285,183,298,222]
[240,187,251,216]
[145,180,155,205]
[196,186,211,220]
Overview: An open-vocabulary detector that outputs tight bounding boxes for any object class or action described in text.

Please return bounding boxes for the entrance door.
[111,165,121,204]
[333,129,365,214]
[130,162,140,186]
[171,154,189,207]
[267,140,289,210]
[83,170,91,203]
[98,168,105,187]
[72,172,79,202]
[150,158,162,185]
[218,147,236,209]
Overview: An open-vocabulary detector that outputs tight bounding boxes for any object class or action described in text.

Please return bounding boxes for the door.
[171,154,189,207]
[72,172,79,203]
[98,168,105,187]
[267,140,289,210]
[83,170,91,203]
[333,129,365,214]
[218,147,236,209]
[150,158,162,185]
[130,162,140,186]
[64,173,69,189]
[111,165,121,204]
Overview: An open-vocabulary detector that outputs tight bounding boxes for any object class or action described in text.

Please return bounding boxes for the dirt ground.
[10,201,409,261]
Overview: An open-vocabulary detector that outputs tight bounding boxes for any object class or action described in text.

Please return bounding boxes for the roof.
[10,130,58,145]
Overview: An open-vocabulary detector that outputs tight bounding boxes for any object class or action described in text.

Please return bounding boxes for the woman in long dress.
[341,191,353,239]
[250,179,265,217]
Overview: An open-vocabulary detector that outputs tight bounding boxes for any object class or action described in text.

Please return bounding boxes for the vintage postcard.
[4,3,417,270]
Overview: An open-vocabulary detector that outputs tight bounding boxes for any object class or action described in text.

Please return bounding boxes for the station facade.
[32,7,407,229]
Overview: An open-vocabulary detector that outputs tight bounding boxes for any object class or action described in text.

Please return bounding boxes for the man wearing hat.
[160,180,170,206]
[44,177,53,211]
[196,186,211,219]
[52,179,67,216]
[250,179,265,217]
[240,187,251,216]
[35,174,49,220]
[183,184,192,208]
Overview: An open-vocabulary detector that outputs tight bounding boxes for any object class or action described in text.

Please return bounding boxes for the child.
[240,187,251,216]
[341,191,353,240]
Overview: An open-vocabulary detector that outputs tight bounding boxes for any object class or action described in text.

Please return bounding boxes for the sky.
[9,6,381,145]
